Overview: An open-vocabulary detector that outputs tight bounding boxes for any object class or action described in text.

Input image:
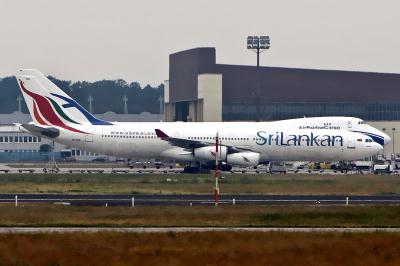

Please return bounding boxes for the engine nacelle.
[194,146,227,161]
[160,147,194,162]
[227,152,260,166]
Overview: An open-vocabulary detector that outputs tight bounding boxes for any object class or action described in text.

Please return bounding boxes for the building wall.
[368,121,400,156]
[164,103,175,122]
[0,124,63,162]
[0,126,114,162]
[164,80,170,103]
[218,64,400,103]
[169,48,217,103]
[223,102,400,121]
[168,48,400,104]
[197,74,222,122]
[168,47,400,122]
[188,101,197,122]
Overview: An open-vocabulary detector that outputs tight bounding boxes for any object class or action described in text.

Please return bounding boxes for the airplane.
[15,69,383,173]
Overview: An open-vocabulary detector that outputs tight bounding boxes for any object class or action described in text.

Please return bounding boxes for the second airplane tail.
[15,69,112,127]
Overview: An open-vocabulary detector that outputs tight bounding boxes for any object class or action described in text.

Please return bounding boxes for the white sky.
[1,0,399,86]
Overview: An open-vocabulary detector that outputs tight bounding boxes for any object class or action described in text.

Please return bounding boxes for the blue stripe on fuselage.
[351,130,384,145]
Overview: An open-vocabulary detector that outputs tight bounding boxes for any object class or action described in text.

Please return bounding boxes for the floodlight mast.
[214,132,220,207]
[247,36,270,122]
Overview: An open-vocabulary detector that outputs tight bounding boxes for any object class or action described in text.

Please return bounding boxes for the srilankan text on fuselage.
[256,131,344,147]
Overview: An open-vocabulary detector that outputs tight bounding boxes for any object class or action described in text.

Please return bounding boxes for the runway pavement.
[0,163,386,175]
[2,194,400,206]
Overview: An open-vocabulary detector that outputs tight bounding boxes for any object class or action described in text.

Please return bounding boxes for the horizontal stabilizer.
[21,124,60,138]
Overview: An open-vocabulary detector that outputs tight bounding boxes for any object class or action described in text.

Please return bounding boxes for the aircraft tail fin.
[15,69,112,126]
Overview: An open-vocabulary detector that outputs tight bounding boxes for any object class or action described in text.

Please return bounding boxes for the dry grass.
[1,173,400,195]
[0,232,400,266]
[1,204,400,227]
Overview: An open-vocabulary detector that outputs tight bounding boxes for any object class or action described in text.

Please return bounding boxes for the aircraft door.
[347,121,352,129]
[85,129,93,142]
[347,136,355,149]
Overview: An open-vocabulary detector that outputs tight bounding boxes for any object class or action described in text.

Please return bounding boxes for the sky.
[1,0,399,86]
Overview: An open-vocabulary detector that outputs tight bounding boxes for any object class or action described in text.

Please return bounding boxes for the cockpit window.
[365,139,372,143]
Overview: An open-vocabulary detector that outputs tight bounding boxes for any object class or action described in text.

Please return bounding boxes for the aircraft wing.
[155,129,207,149]
[155,129,254,153]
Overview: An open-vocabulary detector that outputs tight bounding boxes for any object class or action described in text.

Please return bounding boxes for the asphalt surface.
[0,163,384,175]
[2,194,400,206]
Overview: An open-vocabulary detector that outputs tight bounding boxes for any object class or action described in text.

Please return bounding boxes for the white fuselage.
[45,121,382,163]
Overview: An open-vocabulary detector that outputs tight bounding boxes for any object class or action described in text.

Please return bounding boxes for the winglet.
[155,129,169,138]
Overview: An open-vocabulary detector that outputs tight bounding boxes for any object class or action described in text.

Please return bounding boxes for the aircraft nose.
[383,132,391,146]
[372,142,384,154]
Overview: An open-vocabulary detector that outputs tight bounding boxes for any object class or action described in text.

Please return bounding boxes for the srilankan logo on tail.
[19,80,112,134]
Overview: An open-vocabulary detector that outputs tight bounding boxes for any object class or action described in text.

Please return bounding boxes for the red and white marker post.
[214,133,220,206]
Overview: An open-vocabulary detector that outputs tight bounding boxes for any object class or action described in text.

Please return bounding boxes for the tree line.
[0,76,164,114]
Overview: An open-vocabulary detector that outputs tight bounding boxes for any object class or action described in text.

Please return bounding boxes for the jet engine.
[227,152,260,166]
[194,146,227,161]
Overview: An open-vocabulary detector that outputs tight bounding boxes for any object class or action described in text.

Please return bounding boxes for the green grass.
[0,173,399,195]
[1,204,400,227]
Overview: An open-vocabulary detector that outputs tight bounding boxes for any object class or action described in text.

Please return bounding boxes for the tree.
[0,76,164,114]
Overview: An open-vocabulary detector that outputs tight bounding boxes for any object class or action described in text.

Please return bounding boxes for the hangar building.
[164,47,400,156]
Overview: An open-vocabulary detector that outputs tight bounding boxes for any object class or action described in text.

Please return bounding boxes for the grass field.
[1,204,400,227]
[0,173,399,195]
[1,231,400,266]
[1,174,400,265]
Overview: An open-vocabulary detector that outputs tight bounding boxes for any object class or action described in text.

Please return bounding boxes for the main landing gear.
[338,161,354,173]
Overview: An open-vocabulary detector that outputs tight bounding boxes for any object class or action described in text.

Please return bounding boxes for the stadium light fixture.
[247,36,270,54]
[259,36,270,49]
[247,36,253,49]
[246,35,270,122]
